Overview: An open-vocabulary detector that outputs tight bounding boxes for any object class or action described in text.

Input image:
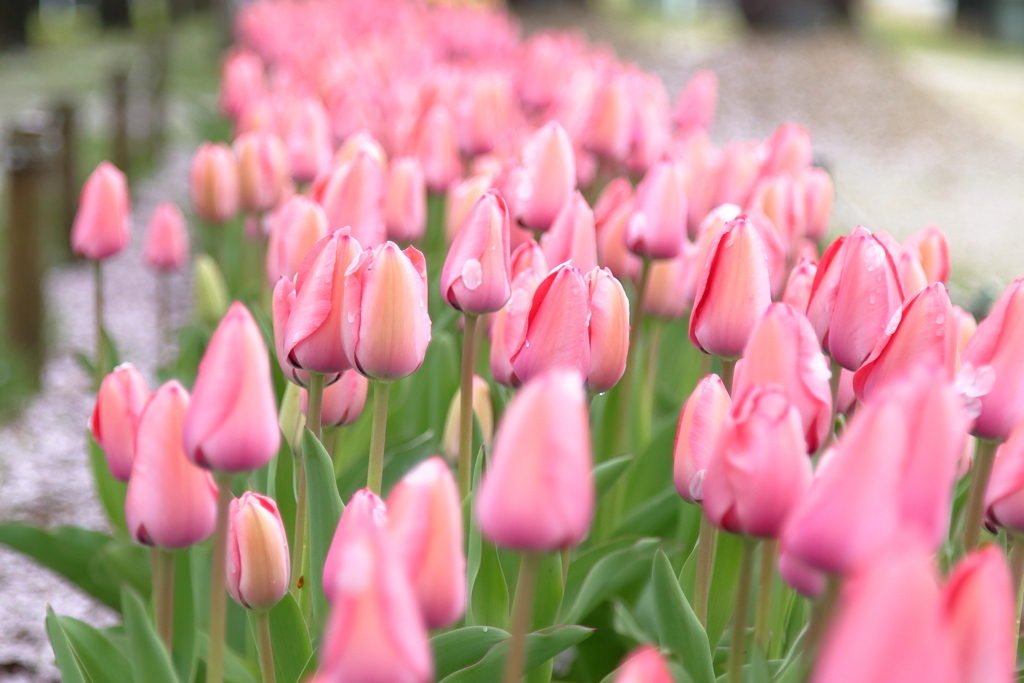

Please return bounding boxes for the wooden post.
[51,100,78,259]
[148,34,170,158]
[110,68,130,174]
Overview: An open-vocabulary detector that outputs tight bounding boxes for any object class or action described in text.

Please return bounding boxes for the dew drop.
[347,312,356,323]
[935,315,945,326]
[462,258,483,290]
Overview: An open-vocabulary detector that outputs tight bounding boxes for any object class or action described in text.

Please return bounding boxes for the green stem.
[290,455,306,602]
[207,472,233,683]
[458,314,479,500]
[367,381,391,495]
[828,362,842,444]
[802,574,840,668]
[720,358,736,396]
[754,539,778,652]
[612,258,651,456]
[155,549,176,654]
[504,553,540,683]
[255,610,277,683]
[637,319,663,449]
[698,350,711,379]
[560,547,571,590]
[693,513,718,627]
[963,438,998,553]
[306,373,325,440]
[323,427,340,463]
[728,537,758,683]
[94,260,105,385]
[1009,534,1024,659]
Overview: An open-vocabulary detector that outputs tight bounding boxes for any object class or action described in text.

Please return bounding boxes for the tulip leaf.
[471,537,510,630]
[266,593,313,683]
[273,437,296,552]
[45,607,88,683]
[706,532,744,651]
[560,538,661,625]
[593,455,634,499]
[611,487,682,539]
[610,599,653,646]
[54,614,134,682]
[303,428,344,632]
[621,422,676,513]
[651,549,715,683]
[121,585,180,683]
[438,625,594,683]
[525,553,566,683]
[91,539,152,599]
[171,549,196,683]
[88,434,129,537]
[194,630,261,683]
[432,626,511,680]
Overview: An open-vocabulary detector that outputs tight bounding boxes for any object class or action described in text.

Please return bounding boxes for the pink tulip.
[226,492,290,611]
[689,204,742,287]
[680,132,723,237]
[689,216,772,359]
[702,385,812,538]
[801,167,833,242]
[490,267,545,387]
[624,160,688,260]
[334,130,387,169]
[445,174,494,244]
[509,264,591,386]
[627,76,671,173]
[219,50,265,120]
[282,94,332,183]
[342,242,432,381]
[760,123,812,178]
[476,369,593,550]
[517,121,576,232]
[585,73,633,162]
[747,174,804,246]
[960,279,1024,441]
[835,367,856,416]
[596,197,642,282]
[642,242,697,318]
[272,276,307,386]
[593,177,633,228]
[183,302,280,472]
[953,305,977,355]
[510,239,549,280]
[71,161,131,261]
[984,420,1024,532]
[778,543,826,598]
[805,226,904,371]
[189,142,239,224]
[323,489,387,604]
[234,131,288,214]
[673,69,718,136]
[143,202,189,271]
[585,267,630,393]
[302,370,368,427]
[614,646,673,683]
[90,363,150,482]
[315,152,386,248]
[904,224,950,286]
[386,457,466,629]
[384,156,427,243]
[125,381,218,548]
[782,256,817,313]
[265,196,328,285]
[746,208,789,299]
[441,190,512,315]
[894,245,929,297]
[673,374,731,504]
[541,191,599,273]
[458,72,514,156]
[853,283,957,401]
[412,103,462,193]
[714,141,764,207]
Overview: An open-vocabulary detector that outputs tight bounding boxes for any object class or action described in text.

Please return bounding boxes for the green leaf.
[304,428,344,631]
[621,422,676,514]
[194,630,261,683]
[432,626,510,680]
[470,537,510,629]
[560,538,661,624]
[88,434,128,536]
[525,553,566,683]
[706,533,744,651]
[274,437,296,551]
[610,599,652,646]
[266,593,312,683]
[594,456,634,499]
[57,615,133,682]
[45,607,88,683]
[612,487,681,538]
[121,586,180,683]
[651,550,715,683]
[439,625,594,683]
[171,549,196,683]
[91,539,152,599]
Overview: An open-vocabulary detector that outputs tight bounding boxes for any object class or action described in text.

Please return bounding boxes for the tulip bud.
[746,208,789,299]
[183,302,280,472]
[193,253,230,327]
[984,420,1024,533]
[746,174,804,246]
[904,224,950,286]
[334,130,387,169]
[761,123,812,178]
[278,382,305,454]
[689,216,772,359]
[801,167,833,242]
[960,279,1024,441]
[642,244,697,318]
[342,242,432,381]
[476,369,593,550]
[91,363,150,482]
[322,488,388,603]
[189,142,239,224]
[219,50,265,120]
[518,121,576,232]
[226,492,290,611]
[315,152,386,248]
[715,140,765,207]
[836,367,856,416]
[673,69,718,136]
[585,267,630,392]
[386,457,466,628]
[593,177,633,228]
[143,202,189,272]
[265,196,328,285]
[71,161,131,261]
[625,160,687,260]
[445,174,494,244]
[952,305,977,355]
[125,381,218,548]
[301,369,368,428]
[384,156,427,243]
[679,132,722,238]
[282,94,332,183]
[411,103,462,194]
[782,256,817,313]
[673,374,732,504]
[442,376,494,463]
[895,245,929,297]
[585,73,633,162]
[688,203,742,287]
[541,191,599,273]
[510,239,549,280]
[596,197,642,282]
[441,191,512,315]
[458,73,514,156]
[233,131,288,214]
[614,646,673,683]
[490,267,545,387]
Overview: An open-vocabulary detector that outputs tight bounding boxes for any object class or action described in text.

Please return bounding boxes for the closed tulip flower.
[458,72,514,156]
[183,302,280,472]
[625,160,688,260]
[323,489,388,604]
[476,369,593,550]
[315,151,386,248]
[894,245,929,297]
[226,492,290,611]
[302,370,368,427]
[384,156,427,243]
[441,190,512,315]
[642,242,697,318]
[342,242,432,381]
[412,103,462,194]
[282,94,332,183]
[189,142,239,224]
[673,374,732,504]
[904,224,950,286]
[490,267,545,386]
[585,267,630,392]
[517,121,576,232]
[801,167,833,242]
[219,50,265,120]
[714,140,764,207]
[614,646,673,683]
[596,197,642,282]
[442,376,494,462]
[143,202,189,271]
[541,191,599,273]
[234,131,288,214]
[71,161,131,261]
[593,177,633,228]
[334,130,387,169]
[125,381,218,548]
[445,174,494,244]
[510,239,549,280]
[984,420,1024,532]
[91,363,150,482]
[689,216,772,359]
[585,73,632,162]
[673,69,718,136]
[272,276,313,387]
[782,256,817,313]
[953,305,977,355]
[387,457,466,629]
[265,196,328,285]
[761,123,812,178]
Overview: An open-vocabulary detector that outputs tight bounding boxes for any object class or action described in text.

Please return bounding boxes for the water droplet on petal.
[462,258,483,290]
[347,312,356,323]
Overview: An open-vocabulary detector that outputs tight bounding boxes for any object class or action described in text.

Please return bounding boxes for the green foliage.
[303,428,344,630]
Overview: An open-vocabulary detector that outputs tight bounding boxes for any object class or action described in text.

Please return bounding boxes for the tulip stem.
[207,472,233,683]
[367,381,391,495]
[155,549,176,654]
[962,438,998,553]
[458,314,479,500]
[693,513,718,626]
[728,537,758,683]
[803,574,840,668]
[290,456,306,603]
[754,539,777,652]
[720,358,735,395]
[638,319,663,449]
[94,260,105,386]
[504,553,539,683]
[255,610,277,683]
[1010,534,1024,658]
[307,373,325,440]
[157,272,170,365]
[612,259,651,456]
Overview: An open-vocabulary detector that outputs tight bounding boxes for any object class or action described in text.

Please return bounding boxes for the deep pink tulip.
[315,152,386,248]
[226,492,290,611]
[509,264,591,386]
[183,302,280,472]
[384,156,427,243]
[302,369,368,427]
[71,161,131,261]
[265,196,328,285]
[801,167,833,242]
[782,256,817,313]
[91,363,150,482]
[984,420,1024,533]
[441,190,512,315]
[702,385,812,538]
[189,142,239,224]
[593,177,633,228]
[234,131,288,214]
[805,226,905,371]
[853,283,957,401]
[904,224,950,286]
[960,279,1024,440]
[688,216,772,359]
[476,369,593,550]
[614,646,673,683]
[673,69,718,136]
[761,123,812,178]
[445,174,494,244]
[517,121,576,232]
[323,489,387,604]
[490,267,545,387]
[596,197,642,282]
[125,381,218,548]
[714,140,764,207]
[219,50,265,120]
[585,267,630,392]
[386,457,466,629]
[624,160,688,260]
[953,305,977,355]
[541,191,599,273]
[642,242,697,318]
[778,543,826,599]
[143,202,189,272]
[342,242,432,381]
[673,374,731,504]
[412,103,462,194]
[282,94,332,183]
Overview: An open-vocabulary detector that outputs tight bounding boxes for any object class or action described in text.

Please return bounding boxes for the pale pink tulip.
[91,363,150,482]
[517,121,576,232]
[984,420,1024,533]
[596,197,642,282]
[441,190,512,315]
[585,267,630,392]
[445,174,494,244]
[673,69,718,136]
[234,131,288,214]
[227,492,290,611]
[760,123,812,178]
[673,374,732,504]
[904,224,950,286]
[614,646,673,683]
[265,196,328,285]
[801,167,833,242]
[302,370,368,427]
[625,160,687,260]
[219,50,266,120]
[541,191,598,273]
[384,156,427,243]
[490,267,545,387]
[315,152,386,248]
[143,202,189,271]
[71,161,131,260]
[782,256,817,313]
[189,143,239,224]
[642,242,697,318]
[323,489,387,604]
[412,103,462,193]
[282,94,332,183]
